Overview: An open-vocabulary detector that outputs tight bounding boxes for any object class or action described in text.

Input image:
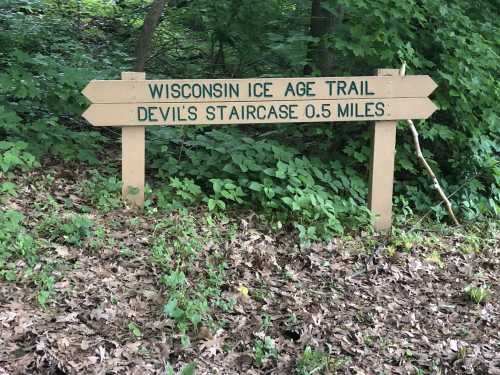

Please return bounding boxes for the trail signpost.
[82,69,438,231]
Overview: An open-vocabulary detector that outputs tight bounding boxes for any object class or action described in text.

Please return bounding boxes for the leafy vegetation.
[253,335,278,367]
[0,210,38,281]
[1,0,498,243]
[296,346,350,374]
[465,285,490,304]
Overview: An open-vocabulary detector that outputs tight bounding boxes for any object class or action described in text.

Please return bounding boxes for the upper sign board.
[83,76,437,103]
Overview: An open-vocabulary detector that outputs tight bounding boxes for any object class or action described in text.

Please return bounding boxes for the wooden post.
[368,69,398,232]
[121,71,146,208]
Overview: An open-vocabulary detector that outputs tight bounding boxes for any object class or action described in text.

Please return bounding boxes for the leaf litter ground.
[0,165,499,375]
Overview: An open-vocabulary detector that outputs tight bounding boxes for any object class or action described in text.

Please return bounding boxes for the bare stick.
[406,118,460,225]
[400,62,460,225]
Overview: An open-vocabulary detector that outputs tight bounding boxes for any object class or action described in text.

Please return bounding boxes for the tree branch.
[134,0,167,72]
[400,62,460,225]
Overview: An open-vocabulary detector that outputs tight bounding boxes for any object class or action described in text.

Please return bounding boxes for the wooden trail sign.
[82,75,437,103]
[84,98,437,127]
[82,69,438,231]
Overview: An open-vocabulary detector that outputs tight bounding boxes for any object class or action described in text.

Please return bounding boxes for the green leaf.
[128,322,142,337]
[181,362,196,375]
[208,199,216,211]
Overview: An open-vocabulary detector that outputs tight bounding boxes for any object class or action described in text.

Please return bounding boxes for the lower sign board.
[83,98,437,126]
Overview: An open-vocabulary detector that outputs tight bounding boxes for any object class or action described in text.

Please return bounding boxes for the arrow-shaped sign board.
[83,98,438,127]
[83,75,437,104]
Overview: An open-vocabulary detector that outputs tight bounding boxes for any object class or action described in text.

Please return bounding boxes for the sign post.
[121,72,146,208]
[82,71,438,231]
[368,69,398,231]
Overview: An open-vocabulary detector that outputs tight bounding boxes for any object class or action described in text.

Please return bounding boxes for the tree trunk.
[134,0,167,72]
[304,0,342,76]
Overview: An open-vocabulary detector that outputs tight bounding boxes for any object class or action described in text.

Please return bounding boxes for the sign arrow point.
[82,81,94,103]
[82,107,93,124]
[425,76,438,96]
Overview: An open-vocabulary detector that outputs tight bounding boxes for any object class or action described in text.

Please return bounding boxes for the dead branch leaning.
[399,61,460,226]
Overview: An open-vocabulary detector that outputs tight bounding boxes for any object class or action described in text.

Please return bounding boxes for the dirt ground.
[1,168,499,374]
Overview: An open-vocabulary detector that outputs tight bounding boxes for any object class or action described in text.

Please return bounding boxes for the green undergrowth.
[152,212,237,348]
[148,126,372,244]
[0,209,61,308]
[0,210,38,282]
[0,2,498,371]
[0,167,239,344]
[296,345,351,374]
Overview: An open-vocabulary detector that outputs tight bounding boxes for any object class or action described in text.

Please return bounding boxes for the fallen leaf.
[200,329,225,358]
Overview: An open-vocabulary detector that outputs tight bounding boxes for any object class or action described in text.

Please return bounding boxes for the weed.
[457,345,469,361]
[296,346,329,375]
[295,345,351,373]
[405,349,413,359]
[212,295,236,313]
[391,230,430,253]
[38,214,94,245]
[128,322,142,338]
[363,335,374,347]
[162,266,215,347]
[79,170,122,212]
[128,217,141,228]
[459,234,481,254]
[253,287,271,302]
[0,210,66,306]
[34,265,57,308]
[0,141,39,174]
[33,194,59,213]
[286,313,299,327]
[386,245,397,257]
[260,313,272,332]
[425,250,445,268]
[164,362,196,375]
[119,246,135,257]
[465,285,490,304]
[169,177,203,205]
[152,213,232,348]
[162,263,230,347]
[89,225,106,250]
[253,335,278,366]
[153,214,203,260]
[150,237,172,271]
[0,181,17,199]
[0,210,38,281]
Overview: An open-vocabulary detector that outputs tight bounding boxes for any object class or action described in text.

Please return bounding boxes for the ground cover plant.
[1,0,499,374]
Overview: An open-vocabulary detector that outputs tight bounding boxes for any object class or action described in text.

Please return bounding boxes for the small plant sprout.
[386,245,396,257]
[253,335,278,366]
[128,322,142,338]
[425,250,445,268]
[296,346,351,374]
[465,285,490,304]
[296,346,329,375]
